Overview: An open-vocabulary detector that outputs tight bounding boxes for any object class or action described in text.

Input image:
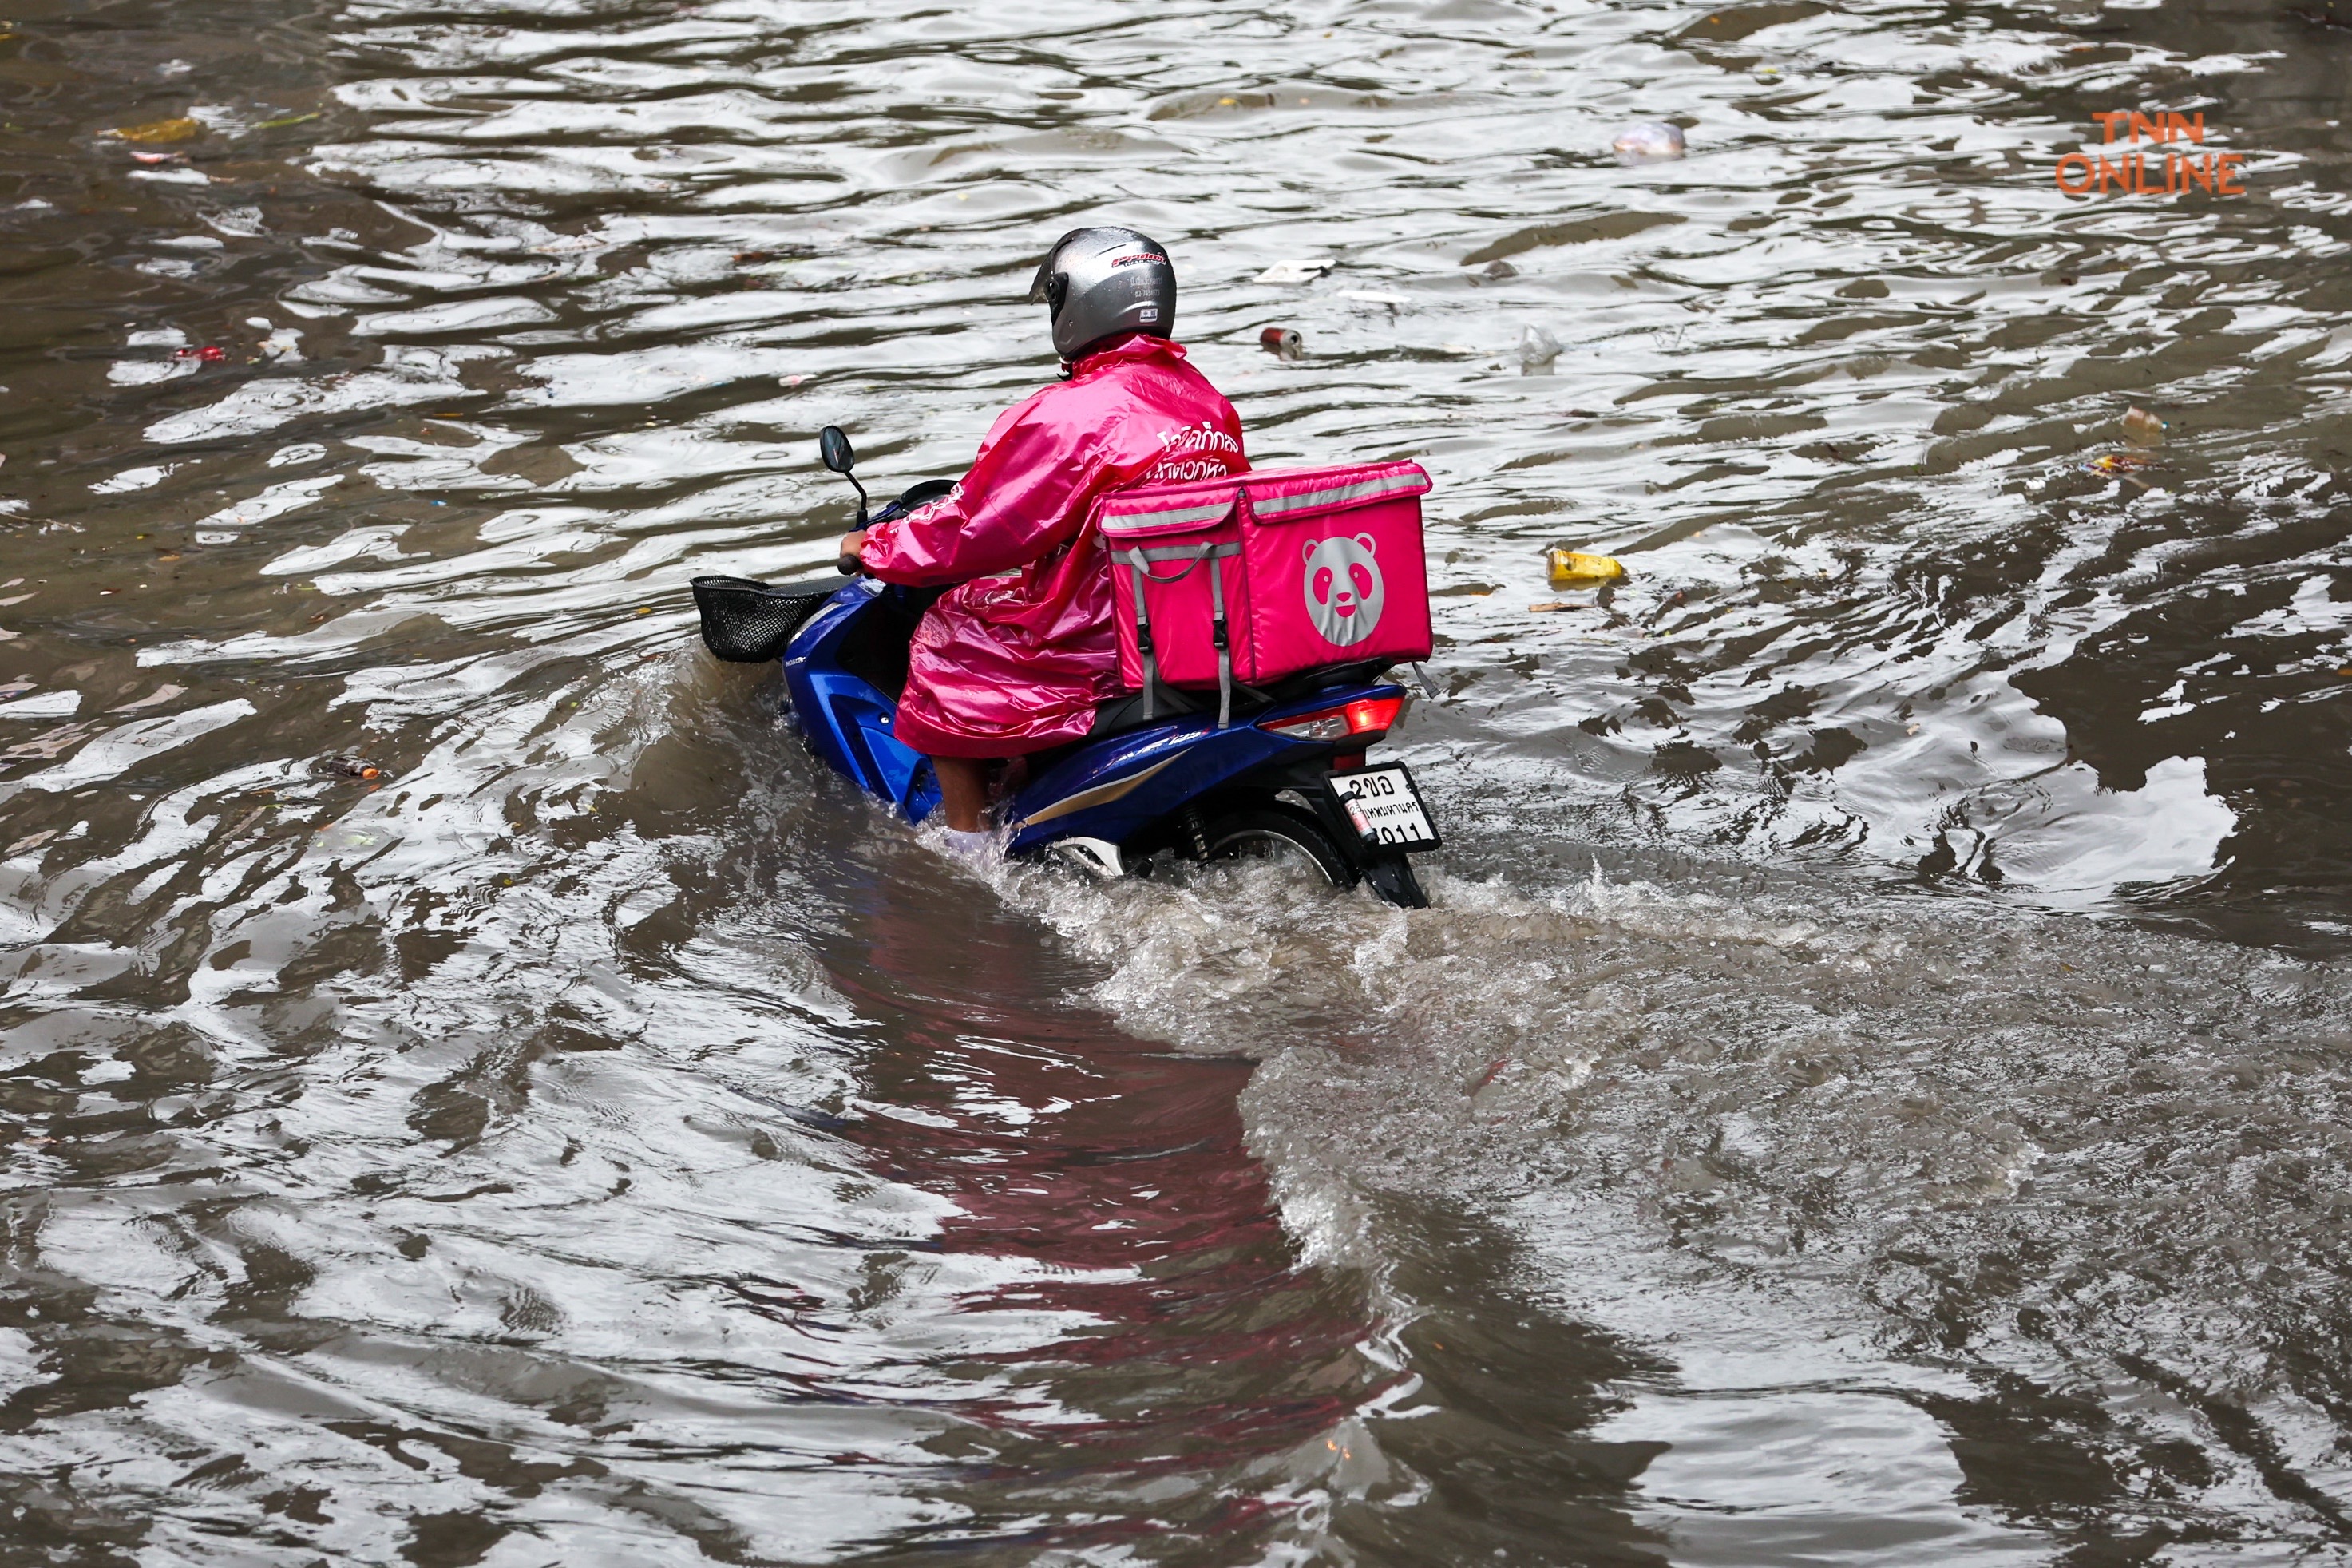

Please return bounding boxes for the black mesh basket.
[691,576,843,663]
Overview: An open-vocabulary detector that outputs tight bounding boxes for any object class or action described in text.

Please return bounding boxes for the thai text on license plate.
[1328,765,1440,852]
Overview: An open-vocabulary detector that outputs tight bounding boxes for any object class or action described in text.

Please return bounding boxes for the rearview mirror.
[818,426,856,474]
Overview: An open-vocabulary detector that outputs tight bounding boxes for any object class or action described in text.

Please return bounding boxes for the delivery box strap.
[1109,542,1241,727]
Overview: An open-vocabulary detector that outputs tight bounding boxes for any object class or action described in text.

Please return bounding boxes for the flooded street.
[4,0,2352,1560]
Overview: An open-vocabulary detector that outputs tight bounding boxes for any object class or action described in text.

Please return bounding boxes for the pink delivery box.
[1095,460,1433,698]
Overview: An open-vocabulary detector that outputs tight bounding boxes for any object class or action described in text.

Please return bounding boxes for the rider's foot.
[942,827,996,861]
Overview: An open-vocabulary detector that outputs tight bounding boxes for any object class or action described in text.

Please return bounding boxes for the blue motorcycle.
[691,426,1439,908]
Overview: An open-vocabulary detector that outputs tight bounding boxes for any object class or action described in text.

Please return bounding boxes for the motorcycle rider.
[837,227,1248,854]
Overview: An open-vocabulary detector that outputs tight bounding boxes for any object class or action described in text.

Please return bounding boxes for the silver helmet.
[1027,226,1176,362]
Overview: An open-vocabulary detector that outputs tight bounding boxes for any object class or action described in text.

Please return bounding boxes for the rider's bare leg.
[934,755,992,832]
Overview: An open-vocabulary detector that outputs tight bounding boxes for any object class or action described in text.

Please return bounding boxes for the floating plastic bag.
[2122,406,2166,447]
[1611,121,1685,161]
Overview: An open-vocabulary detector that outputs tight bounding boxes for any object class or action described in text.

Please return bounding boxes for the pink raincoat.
[857,334,1247,757]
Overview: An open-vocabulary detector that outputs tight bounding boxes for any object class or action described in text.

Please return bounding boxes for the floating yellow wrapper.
[105,117,203,144]
[1546,548,1625,587]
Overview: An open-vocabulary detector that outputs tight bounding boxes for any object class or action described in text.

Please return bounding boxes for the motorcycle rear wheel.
[1201,802,1354,890]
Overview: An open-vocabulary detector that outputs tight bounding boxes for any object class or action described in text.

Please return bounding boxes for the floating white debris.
[1255,257,1335,284]
[1611,121,1687,162]
[91,465,179,493]
[107,358,196,387]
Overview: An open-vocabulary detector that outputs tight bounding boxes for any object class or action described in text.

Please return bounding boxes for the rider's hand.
[836,529,867,574]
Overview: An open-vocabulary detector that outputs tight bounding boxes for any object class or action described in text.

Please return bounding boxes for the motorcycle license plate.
[1327,764,1441,853]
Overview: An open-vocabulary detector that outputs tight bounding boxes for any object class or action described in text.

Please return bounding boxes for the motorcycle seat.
[1088,685,1203,738]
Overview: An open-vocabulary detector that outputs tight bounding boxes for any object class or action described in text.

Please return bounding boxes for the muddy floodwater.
[4,0,2352,1562]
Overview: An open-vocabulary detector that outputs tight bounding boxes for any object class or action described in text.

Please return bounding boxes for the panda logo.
[1302,533,1384,647]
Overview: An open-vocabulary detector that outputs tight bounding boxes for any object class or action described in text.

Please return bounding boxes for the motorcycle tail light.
[1258,694,1406,742]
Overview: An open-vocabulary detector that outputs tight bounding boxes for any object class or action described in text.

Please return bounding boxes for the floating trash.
[2123,406,2167,447]
[1611,121,1686,162]
[1340,289,1409,307]
[1546,548,1625,587]
[317,755,383,781]
[172,345,226,363]
[1483,259,1518,279]
[1259,326,1303,357]
[2085,451,2163,493]
[1254,257,1335,284]
[1519,323,1562,370]
[105,117,204,145]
